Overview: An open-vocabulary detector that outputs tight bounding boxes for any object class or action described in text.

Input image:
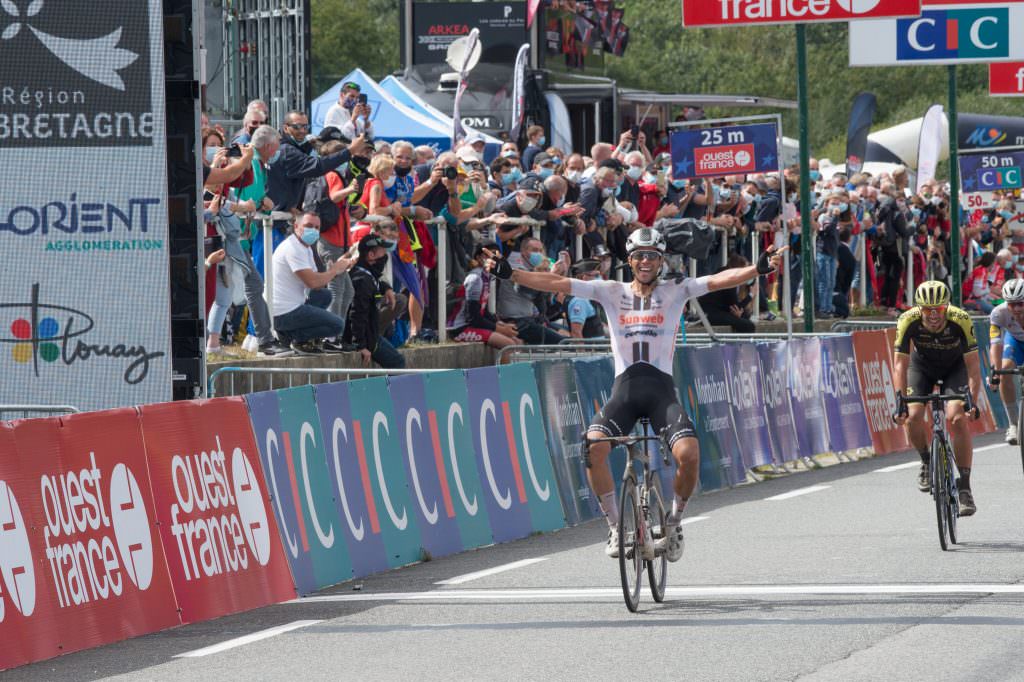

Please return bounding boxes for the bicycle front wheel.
[618,475,642,612]
[646,480,668,603]
[932,439,949,551]
[1017,398,1024,477]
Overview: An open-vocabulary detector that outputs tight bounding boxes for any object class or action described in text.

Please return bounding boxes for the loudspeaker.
[163,0,205,401]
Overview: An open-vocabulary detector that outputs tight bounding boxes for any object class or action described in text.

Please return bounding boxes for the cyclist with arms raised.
[484,228,785,560]
[987,278,1024,444]
[893,280,982,515]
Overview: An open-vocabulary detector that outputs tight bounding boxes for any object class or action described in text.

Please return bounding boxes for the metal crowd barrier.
[829,320,897,333]
[207,366,443,398]
[0,404,80,420]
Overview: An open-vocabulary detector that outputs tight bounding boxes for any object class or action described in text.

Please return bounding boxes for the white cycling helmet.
[625,227,666,255]
[1003,278,1024,302]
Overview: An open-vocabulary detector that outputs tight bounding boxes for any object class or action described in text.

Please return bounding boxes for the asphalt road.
[8,432,1024,681]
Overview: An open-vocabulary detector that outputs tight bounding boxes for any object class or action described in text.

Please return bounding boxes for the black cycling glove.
[892,392,908,423]
[490,255,513,281]
[756,248,775,275]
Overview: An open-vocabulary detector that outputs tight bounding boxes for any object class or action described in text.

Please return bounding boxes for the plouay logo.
[0,0,153,148]
[0,481,35,621]
[965,127,1008,148]
[42,454,154,608]
[2,283,164,384]
[168,438,272,580]
[897,8,1009,62]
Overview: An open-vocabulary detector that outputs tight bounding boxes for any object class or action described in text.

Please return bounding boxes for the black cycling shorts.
[588,363,696,449]
[906,357,969,399]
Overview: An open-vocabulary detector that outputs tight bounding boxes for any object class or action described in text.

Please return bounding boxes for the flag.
[845,92,876,176]
[509,43,530,143]
[527,0,542,28]
[917,104,946,194]
[452,28,480,146]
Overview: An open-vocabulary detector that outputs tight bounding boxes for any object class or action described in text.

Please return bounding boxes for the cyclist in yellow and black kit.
[892,280,982,515]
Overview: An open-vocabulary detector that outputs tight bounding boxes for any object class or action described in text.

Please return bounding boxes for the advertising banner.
[679,345,743,487]
[343,378,423,568]
[721,343,774,469]
[4,410,180,664]
[990,62,1024,97]
[850,4,1024,66]
[573,357,628,487]
[0,0,171,411]
[683,0,921,27]
[670,123,780,180]
[498,364,566,533]
[421,371,494,550]
[465,366,534,543]
[758,342,803,465]
[788,338,831,458]
[310,382,390,579]
[387,374,466,560]
[852,330,909,454]
[533,360,597,524]
[820,337,874,452]
[138,399,296,623]
[675,351,725,491]
[412,1,526,65]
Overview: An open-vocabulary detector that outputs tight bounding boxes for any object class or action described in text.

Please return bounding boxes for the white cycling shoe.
[655,516,685,562]
[605,527,619,558]
[1006,424,1018,446]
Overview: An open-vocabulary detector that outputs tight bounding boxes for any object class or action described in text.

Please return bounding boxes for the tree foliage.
[310,0,400,95]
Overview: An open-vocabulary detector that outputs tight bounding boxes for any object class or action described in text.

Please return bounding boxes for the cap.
[465,132,486,146]
[532,152,553,168]
[518,175,544,193]
[599,158,625,172]
[592,243,611,258]
[317,126,350,144]
[358,233,386,255]
[456,145,482,163]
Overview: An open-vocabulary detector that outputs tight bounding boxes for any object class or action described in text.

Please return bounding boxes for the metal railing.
[0,404,80,420]
[207,366,443,398]
[829,320,897,333]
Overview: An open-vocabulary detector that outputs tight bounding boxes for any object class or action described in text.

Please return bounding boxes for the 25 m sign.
[670,122,780,180]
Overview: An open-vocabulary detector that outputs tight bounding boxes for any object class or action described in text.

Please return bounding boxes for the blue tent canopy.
[379,75,503,162]
[310,68,451,151]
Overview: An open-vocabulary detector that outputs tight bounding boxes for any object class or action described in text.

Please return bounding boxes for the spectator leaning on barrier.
[496,236,566,345]
[271,212,355,354]
[447,242,522,350]
[345,234,407,368]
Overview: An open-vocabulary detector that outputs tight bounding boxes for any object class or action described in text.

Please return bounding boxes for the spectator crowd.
[200,93,1022,366]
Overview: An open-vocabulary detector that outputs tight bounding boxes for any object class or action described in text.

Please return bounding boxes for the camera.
[630,124,639,138]
[443,166,458,181]
[226,143,244,159]
[358,93,368,105]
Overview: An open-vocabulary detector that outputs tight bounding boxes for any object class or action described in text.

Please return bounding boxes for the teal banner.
[498,363,567,533]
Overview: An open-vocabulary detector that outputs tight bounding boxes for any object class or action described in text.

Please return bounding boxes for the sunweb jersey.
[571,276,710,377]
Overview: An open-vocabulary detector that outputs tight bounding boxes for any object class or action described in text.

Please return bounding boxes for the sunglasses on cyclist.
[630,250,662,262]
[920,305,947,314]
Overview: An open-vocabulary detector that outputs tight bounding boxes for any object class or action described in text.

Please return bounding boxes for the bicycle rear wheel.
[931,439,948,551]
[646,480,668,603]
[618,476,642,612]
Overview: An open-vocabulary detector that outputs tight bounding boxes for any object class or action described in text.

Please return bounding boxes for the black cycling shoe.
[917,464,930,493]
[958,488,977,516]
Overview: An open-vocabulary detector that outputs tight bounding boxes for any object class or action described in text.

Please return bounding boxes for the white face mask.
[383,175,396,189]
[518,195,539,213]
[565,170,582,183]
[626,166,644,181]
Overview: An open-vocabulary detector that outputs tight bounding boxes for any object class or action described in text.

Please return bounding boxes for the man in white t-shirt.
[272,212,355,354]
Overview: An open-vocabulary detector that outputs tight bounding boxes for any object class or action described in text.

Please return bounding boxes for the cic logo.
[897,8,1009,61]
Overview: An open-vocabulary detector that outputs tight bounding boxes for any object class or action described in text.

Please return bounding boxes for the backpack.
[302,172,341,228]
[657,218,717,260]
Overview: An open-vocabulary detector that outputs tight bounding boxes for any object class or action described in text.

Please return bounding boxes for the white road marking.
[764,485,831,501]
[873,462,920,473]
[435,558,548,585]
[291,584,1024,604]
[681,516,710,525]
[174,620,323,658]
[975,444,1007,453]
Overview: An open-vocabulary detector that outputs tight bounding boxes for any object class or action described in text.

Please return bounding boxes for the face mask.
[809,170,821,182]
[518,195,539,212]
[719,188,732,201]
[538,167,554,180]
[911,207,922,218]
[382,239,397,253]
[299,228,320,246]
[394,165,411,177]
[565,170,582,183]
[269,148,282,165]
[205,147,218,164]
[502,150,517,158]
[383,175,397,189]
[509,167,523,182]
[369,258,387,274]
[838,202,849,213]
[644,173,658,184]
[601,186,615,198]
[551,156,562,166]
[537,136,546,146]
[1002,210,1015,221]
[1017,264,1024,273]
[788,192,798,203]
[527,252,545,268]
[742,191,755,204]
[930,196,942,206]
[626,166,644,181]
[659,136,668,146]
[556,194,566,207]
[500,173,514,187]
[671,179,687,190]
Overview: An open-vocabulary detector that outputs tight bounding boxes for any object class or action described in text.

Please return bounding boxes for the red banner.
[681,0,921,27]
[1,410,180,670]
[990,62,1024,97]
[139,399,296,623]
[852,330,910,454]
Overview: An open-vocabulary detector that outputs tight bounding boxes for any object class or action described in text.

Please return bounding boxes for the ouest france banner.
[0,0,171,411]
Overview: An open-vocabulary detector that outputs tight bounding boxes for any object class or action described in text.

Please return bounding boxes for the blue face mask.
[551,156,562,165]
[269,148,282,165]
[538,167,554,180]
[1002,210,1015,221]
[509,167,523,182]
[911,207,922,218]
[809,170,821,182]
[299,228,320,246]
[205,147,218,164]
[838,202,849,213]
[383,240,397,253]
[528,252,545,268]
[537,136,546,146]
[671,179,687,190]
[500,173,513,187]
